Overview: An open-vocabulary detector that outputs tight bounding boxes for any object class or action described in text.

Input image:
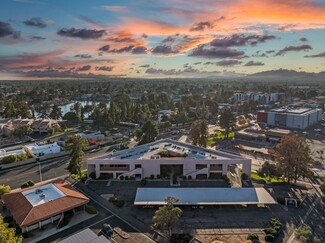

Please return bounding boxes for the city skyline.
[1,0,325,80]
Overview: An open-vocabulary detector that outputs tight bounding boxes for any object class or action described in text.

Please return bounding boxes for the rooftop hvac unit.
[39,194,45,199]
[35,189,43,194]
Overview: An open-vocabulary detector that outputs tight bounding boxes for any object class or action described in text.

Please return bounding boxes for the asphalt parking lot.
[90,215,154,243]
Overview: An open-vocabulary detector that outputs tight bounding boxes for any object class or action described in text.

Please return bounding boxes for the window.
[196,164,207,170]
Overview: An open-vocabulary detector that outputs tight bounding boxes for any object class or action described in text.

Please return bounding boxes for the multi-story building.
[233,92,284,105]
[87,139,251,180]
[257,107,323,130]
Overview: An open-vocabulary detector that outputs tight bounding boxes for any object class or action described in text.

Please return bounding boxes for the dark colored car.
[101,223,113,238]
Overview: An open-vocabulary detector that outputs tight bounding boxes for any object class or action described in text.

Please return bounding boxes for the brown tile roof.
[1,180,89,227]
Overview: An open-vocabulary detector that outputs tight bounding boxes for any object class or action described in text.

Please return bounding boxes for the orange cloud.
[227,0,325,23]
[119,18,183,36]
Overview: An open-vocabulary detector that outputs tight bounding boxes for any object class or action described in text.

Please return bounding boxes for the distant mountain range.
[246,69,325,80]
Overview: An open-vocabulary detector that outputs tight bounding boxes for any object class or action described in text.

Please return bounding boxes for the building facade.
[87,139,251,180]
[257,107,323,129]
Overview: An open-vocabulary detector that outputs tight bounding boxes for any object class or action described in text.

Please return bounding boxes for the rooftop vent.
[39,194,45,199]
[35,189,43,194]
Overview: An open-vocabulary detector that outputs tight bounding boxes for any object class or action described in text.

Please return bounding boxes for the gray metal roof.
[134,187,277,205]
[59,228,110,243]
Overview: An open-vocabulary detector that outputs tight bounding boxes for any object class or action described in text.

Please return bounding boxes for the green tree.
[66,135,88,178]
[257,161,280,179]
[152,196,182,238]
[62,111,80,125]
[37,103,51,119]
[49,105,63,120]
[0,215,22,243]
[295,225,320,243]
[189,120,208,147]
[13,125,32,139]
[136,120,158,145]
[218,108,236,139]
[0,184,11,196]
[1,155,18,164]
[275,135,311,183]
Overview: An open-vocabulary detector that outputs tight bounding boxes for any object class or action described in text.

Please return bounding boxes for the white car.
[314,129,322,132]
[321,124,325,127]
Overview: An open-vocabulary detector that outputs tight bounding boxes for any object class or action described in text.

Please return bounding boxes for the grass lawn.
[207,131,235,147]
[250,171,286,183]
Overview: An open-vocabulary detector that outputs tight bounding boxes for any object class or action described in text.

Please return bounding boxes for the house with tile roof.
[1,179,89,232]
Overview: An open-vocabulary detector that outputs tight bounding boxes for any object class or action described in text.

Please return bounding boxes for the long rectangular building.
[87,139,251,180]
[257,107,322,130]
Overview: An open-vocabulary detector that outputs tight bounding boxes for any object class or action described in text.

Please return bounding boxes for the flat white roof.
[22,183,65,206]
[24,142,60,152]
[134,188,277,205]
[93,139,244,161]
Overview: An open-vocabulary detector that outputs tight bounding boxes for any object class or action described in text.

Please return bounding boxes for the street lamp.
[36,158,42,182]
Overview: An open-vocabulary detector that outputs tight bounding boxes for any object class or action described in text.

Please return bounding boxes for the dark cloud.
[139,64,150,68]
[189,44,245,59]
[98,45,110,52]
[210,34,276,47]
[77,65,91,71]
[74,54,92,59]
[277,24,296,31]
[23,17,48,28]
[30,35,46,40]
[190,21,214,31]
[252,51,267,58]
[0,21,21,39]
[244,61,265,66]
[98,44,147,54]
[131,46,148,54]
[300,37,308,42]
[57,28,106,39]
[95,66,113,71]
[305,52,325,58]
[216,59,241,66]
[193,62,202,65]
[162,35,176,43]
[204,61,214,65]
[276,44,312,56]
[189,17,224,32]
[109,45,134,53]
[142,34,148,38]
[266,50,275,54]
[151,44,177,55]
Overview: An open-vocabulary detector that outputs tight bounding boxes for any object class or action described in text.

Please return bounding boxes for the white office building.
[87,139,251,180]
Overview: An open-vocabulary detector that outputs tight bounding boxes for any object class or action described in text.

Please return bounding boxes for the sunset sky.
[1,0,325,79]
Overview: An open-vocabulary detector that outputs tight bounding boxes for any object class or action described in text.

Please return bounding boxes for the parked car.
[101,224,113,238]
[314,129,322,132]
